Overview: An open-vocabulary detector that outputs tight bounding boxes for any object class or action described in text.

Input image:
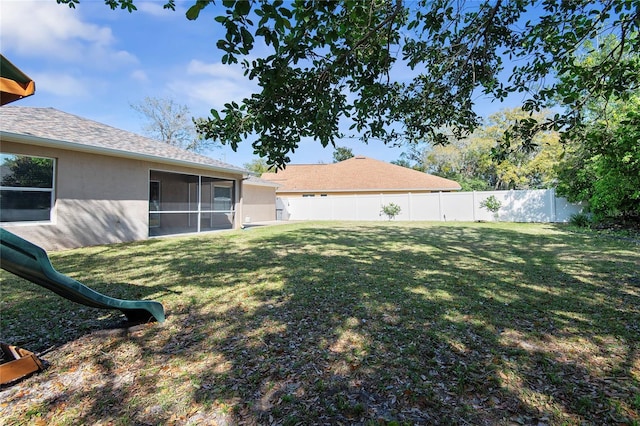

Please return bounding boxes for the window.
[0,153,55,222]
[213,186,232,211]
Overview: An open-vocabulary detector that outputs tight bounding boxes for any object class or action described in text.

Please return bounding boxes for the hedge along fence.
[276,189,583,223]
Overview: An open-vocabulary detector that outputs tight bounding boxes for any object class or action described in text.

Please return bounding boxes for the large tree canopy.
[400,108,562,191]
[556,94,640,221]
[58,0,640,168]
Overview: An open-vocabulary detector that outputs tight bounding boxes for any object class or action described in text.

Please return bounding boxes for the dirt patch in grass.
[1,222,639,425]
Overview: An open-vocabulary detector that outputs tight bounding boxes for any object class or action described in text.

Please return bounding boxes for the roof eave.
[246,181,281,188]
[276,187,462,193]
[1,131,248,177]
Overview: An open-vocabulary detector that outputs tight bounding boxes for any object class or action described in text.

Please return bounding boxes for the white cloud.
[186,60,245,79]
[30,72,93,98]
[130,69,150,82]
[167,60,259,112]
[0,0,136,67]
[136,1,175,17]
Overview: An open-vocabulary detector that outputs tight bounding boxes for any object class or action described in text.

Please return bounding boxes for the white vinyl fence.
[276,189,583,223]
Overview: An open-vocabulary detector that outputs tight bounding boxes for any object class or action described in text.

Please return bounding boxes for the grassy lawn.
[1,221,638,425]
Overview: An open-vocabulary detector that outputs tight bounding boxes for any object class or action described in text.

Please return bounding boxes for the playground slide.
[0,228,165,323]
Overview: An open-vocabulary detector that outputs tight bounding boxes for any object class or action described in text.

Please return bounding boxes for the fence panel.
[408,193,441,221]
[354,195,385,221]
[555,196,584,222]
[379,194,411,221]
[501,190,551,222]
[279,189,582,223]
[331,196,358,220]
[440,192,475,222]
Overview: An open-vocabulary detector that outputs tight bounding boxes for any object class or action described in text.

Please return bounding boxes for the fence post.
[472,191,477,221]
[550,188,557,222]
[438,191,443,221]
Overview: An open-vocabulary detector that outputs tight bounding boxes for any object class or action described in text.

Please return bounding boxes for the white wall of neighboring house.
[278,189,583,223]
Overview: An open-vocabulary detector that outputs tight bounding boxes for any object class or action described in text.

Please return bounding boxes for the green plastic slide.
[0,228,165,323]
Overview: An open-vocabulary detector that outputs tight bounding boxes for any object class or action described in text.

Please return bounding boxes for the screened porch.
[149,170,236,237]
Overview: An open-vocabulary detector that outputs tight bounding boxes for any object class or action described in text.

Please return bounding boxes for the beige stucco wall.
[1,140,243,250]
[243,183,277,223]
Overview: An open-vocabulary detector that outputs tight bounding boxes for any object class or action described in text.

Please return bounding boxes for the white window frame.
[0,153,56,224]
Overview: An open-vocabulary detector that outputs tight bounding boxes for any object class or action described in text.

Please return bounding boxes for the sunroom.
[149,170,236,237]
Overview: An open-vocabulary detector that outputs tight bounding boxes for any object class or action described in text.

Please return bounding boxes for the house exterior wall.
[1,140,243,250]
[243,184,277,223]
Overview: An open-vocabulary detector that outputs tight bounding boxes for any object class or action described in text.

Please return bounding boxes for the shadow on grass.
[1,222,638,424]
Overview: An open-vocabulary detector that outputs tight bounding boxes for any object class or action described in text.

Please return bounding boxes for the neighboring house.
[0,106,250,250]
[261,156,461,197]
[242,176,280,223]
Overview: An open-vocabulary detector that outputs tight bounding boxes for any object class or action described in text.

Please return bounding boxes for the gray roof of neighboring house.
[244,175,281,187]
[0,106,248,175]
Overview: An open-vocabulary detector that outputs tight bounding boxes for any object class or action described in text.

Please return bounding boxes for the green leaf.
[279,7,292,19]
[186,4,203,20]
[235,0,250,16]
[241,27,254,46]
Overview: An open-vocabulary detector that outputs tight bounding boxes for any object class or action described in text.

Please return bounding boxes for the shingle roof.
[261,156,461,193]
[0,106,247,174]
[245,175,280,187]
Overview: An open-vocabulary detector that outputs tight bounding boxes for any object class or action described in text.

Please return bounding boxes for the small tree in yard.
[480,195,502,221]
[381,203,401,221]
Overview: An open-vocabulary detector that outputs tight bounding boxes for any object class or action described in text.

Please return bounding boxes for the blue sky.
[1,0,521,168]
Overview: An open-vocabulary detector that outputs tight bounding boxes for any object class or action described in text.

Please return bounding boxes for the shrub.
[569,212,592,228]
[381,203,401,220]
[480,195,502,220]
